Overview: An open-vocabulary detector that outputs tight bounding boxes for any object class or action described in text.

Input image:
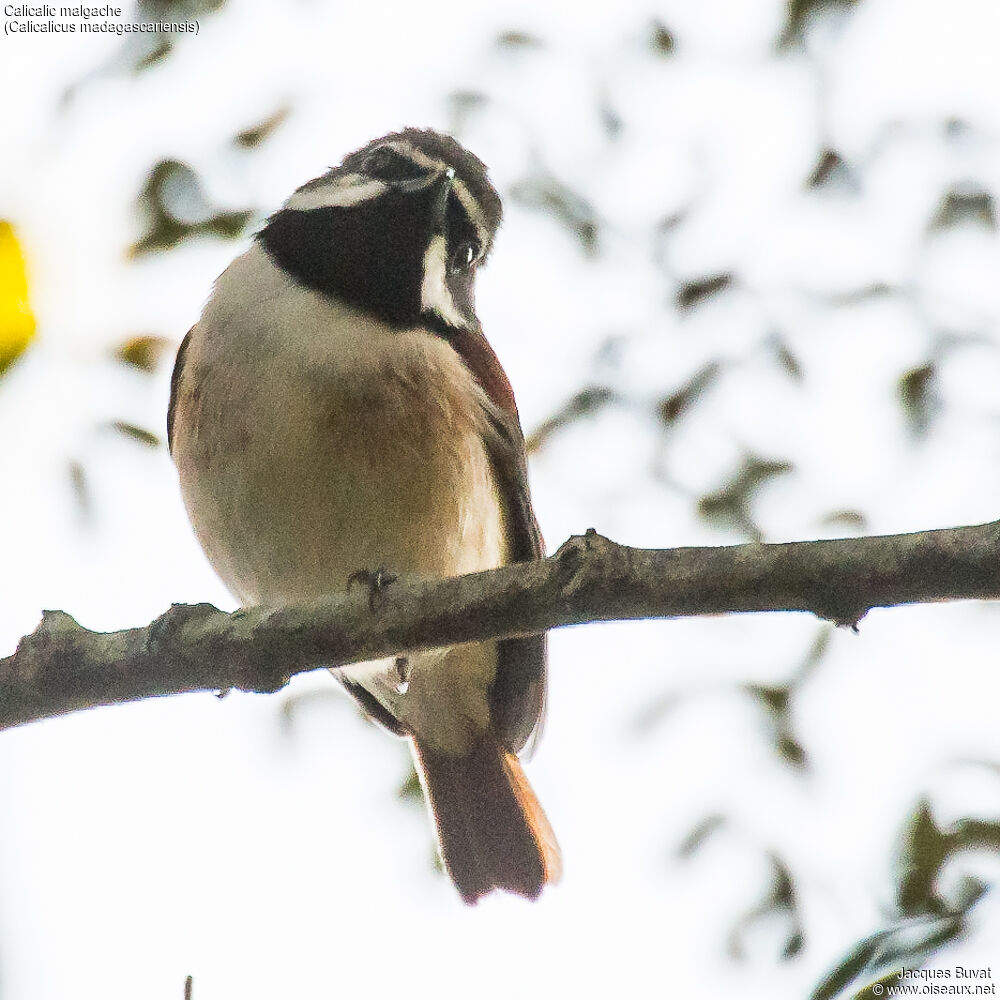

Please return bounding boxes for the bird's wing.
[449,326,547,753]
[167,326,194,454]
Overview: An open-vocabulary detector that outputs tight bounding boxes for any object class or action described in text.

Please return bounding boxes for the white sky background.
[3,0,1000,997]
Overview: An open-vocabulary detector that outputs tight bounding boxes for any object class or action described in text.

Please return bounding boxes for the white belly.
[172,245,506,750]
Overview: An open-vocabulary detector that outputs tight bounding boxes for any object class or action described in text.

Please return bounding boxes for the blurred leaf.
[764,854,798,923]
[68,460,92,521]
[448,90,489,133]
[806,149,843,187]
[777,0,860,50]
[851,973,901,999]
[450,90,487,111]
[630,690,685,736]
[821,510,868,531]
[128,159,253,257]
[749,684,789,717]
[776,735,808,768]
[599,100,623,140]
[592,334,627,371]
[697,455,794,538]
[784,930,805,959]
[398,766,424,804]
[131,35,173,72]
[127,0,227,71]
[652,209,691,267]
[728,853,804,962]
[897,800,950,915]
[946,757,1000,779]
[107,420,162,449]
[115,334,172,372]
[525,385,617,453]
[743,630,829,770]
[825,283,896,306]
[233,106,291,149]
[809,911,967,1000]
[929,186,996,232]
[806,148,859,193]
[892,798,998,923]
[797,626,833,680]
[0,221,37,376]
[769,338,803,381]
[939,874,989,915]
[676,273,733,311]
[944,118,972,141]
[509,172,600,254]
[897,363,937,438]
[496,30,543,49]
[951,818,1000,852]
[657,362,721,425]
[811,931,892,1000]
[650,20,675,55]
[677,814,726,858]
[657,209,687,236]
[747,684,809,770]
[936,328,995,355]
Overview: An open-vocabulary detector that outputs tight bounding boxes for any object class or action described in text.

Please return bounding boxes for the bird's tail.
[411,732,561,904]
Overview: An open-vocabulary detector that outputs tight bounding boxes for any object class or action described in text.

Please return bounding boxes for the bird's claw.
[347,566,398,611]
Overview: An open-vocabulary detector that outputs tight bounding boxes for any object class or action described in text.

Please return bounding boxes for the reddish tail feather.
[411,733,561,904]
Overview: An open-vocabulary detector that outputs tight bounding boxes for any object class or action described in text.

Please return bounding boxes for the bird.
[167,128,560,904]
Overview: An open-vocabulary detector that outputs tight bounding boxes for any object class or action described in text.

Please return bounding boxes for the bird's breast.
[172,245,506,608]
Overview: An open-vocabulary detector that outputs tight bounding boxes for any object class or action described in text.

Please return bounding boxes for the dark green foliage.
[727,853,804,961]
[509,171,600,254]
[107,420,161,449]
[777,0,860,50]
[676,273,733,311]
[128,160,254,257]
[233,107,291,149]
[897,363,937,438]
[650,20,675,55]
[657,363,721,425]
[806,149,859,194]
[526,386,617,453]
[929,187,996,231]
[697,454,794,538]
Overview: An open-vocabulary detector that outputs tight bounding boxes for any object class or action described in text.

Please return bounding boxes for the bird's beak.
[394,166,454,231]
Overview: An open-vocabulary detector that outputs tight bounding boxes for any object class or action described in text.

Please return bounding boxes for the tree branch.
[4,522,1000,732]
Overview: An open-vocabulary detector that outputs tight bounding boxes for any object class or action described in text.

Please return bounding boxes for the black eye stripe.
[446,193,480,247]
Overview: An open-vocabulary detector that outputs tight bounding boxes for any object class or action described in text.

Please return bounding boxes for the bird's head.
[260,128,502,335]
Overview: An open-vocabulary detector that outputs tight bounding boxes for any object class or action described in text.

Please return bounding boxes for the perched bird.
[168,128,560,903]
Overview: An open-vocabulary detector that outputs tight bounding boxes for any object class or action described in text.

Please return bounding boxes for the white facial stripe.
[421,233,466,329]
[385,141,491,247]
[285,175,388,211]
[288,143,491,248]
[384,141,438,170]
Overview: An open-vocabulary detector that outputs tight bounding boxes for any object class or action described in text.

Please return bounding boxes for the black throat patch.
[259,193,431,328]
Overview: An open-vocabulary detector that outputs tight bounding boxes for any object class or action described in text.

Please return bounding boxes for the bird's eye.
[450,240,481,272]
[363,146,422,181]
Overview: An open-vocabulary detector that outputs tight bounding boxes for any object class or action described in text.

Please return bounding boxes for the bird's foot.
[347,566,398,612]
